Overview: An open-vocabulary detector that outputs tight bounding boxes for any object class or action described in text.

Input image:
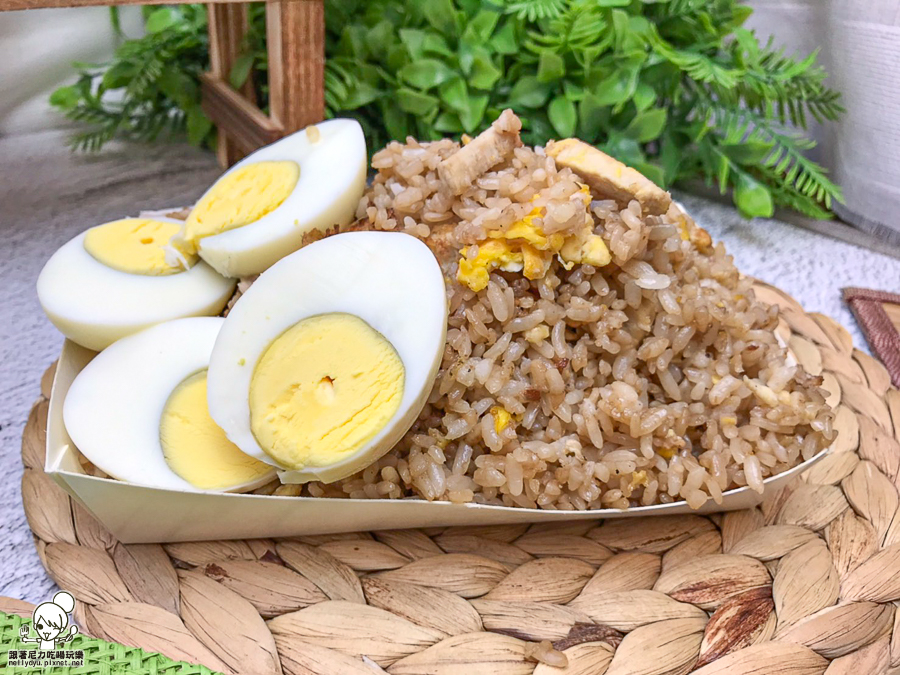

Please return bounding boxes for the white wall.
[743,0,829,158]
[0,6,142,135]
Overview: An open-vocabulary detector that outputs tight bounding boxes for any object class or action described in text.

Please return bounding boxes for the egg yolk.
[249,313,404,470]
[84,218,196,275]
[456,186,611,292]
[183,161,300,252]
[160,370,272,490]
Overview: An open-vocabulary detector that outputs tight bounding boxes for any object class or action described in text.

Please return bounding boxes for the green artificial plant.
[51,0,844,219]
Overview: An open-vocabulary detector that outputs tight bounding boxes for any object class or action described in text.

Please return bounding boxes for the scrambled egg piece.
[491,406,512,433]
[675,209,713,252]
[456,187,611,292]
[629,470,649,489]
[524,325,550,344]
[656,429,685,460]
[457,240,529,292]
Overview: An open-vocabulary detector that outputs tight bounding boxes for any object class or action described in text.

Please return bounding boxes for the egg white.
[193,119,368,278]
[38,223,236,352]
[63,317,276,492]
[207,231,448,483]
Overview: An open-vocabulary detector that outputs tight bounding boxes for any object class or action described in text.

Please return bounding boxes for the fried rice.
[269,111,835,510]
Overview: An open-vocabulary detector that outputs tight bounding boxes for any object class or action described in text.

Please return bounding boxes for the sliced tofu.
[439,109,523,195]
[546,138,671,215]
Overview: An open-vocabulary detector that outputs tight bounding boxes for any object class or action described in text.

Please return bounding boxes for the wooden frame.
[0,0,325,167]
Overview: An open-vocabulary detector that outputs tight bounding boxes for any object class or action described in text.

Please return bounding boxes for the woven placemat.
[0,608,219,673]
[16,280,900,675]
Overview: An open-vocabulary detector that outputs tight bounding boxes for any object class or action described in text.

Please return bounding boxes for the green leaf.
[397,88,439,115]
[592,69,638,106]
[732,4,753,27]
[504,0,565,21]
[229,53,254,90]
[101,62,134,90]
[491,21,518,55]
[383,104,411,141]
[537,52,565,83]
[464,10,499,43]
[340,25,368,59]
[611,9,630,51]
[632,82,656,112]
[399,28,426,60]
[158,69,198,107]
[145,7,180,34]
[634,161,665,186]
[722,139,774,165]
[386,43,411,73]
[563,80,584,102]
[470,50,502,90]
[624,108,667,142]
[733,27,759,64]
[399,59,456,90]
[522,111,554,145]
[422,0,458,36]
[400,28,452,60]
[717,153,730,193]
[604,134,644,165]
[186,105,212,146]
[658,131,682,184]
[367,21,395,60]
[49,85,81,110]
[460,93,489,133]
[735,173,775,218]
[422,33,454,58]
[595,0,630,5]
[341,81,381,109]
[548,95,577,138]
[458,41,476,75]
[508,75,552,108]
[577,92,606,142]
[439,78,469,112]
[109,7,123,37]
[434,111,464,133]
[70,61,101,72]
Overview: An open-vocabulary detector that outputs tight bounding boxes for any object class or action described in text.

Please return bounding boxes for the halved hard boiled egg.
[207,231,447,484]
[63,317,276,492]
[38,217,236,351]
[179,119,367,278]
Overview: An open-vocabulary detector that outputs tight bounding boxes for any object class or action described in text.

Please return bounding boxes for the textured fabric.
[844,287,900,387]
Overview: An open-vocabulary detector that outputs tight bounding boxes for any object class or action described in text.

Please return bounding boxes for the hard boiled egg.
[63,317,276,492]
[179,119,367,278]
[207,231,447,484]
[38,217,236,351]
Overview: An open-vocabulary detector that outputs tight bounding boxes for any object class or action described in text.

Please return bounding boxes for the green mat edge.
[1,610,224,674]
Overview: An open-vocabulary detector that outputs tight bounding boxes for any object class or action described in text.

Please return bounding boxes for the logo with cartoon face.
[19,591,79,651]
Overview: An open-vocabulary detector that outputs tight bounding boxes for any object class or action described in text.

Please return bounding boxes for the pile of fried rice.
[275,110,834,510]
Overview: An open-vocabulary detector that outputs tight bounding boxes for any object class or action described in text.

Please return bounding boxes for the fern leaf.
[503,0,567,22]
[703,101,843,210]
